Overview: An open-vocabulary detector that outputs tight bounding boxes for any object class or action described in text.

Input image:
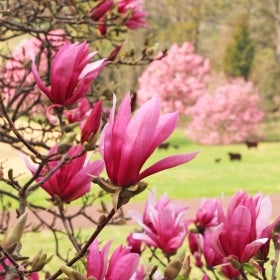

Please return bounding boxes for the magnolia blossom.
[31,41,108,107]
[130,191,189,255]
[99,94,199,187]
[194,198,218,232]
[127,232,143,254]
[212,191,278,264]
[117,0,147,29]
[25,145,104,202]
[87,239,140,280]
[1,29,66,114]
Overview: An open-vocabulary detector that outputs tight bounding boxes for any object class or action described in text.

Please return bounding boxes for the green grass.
[135,128,280,200]
[1,128,280,207]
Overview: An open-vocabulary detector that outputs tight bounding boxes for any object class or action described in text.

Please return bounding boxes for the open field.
[1,128,280,203]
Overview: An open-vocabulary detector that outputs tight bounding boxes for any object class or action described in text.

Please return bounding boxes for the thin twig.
[48,207,116,280]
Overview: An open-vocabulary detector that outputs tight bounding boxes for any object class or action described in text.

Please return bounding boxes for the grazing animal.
[228,152,242,161]
[158,142,170,150]
[245,141,258,149]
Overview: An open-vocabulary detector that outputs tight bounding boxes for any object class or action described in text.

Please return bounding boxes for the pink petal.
[138,151,200,181]
[87,240,112,279]
[31,59,50,97]
[241,238,268,263]
[117,97,161,185]
[107,253,139,280]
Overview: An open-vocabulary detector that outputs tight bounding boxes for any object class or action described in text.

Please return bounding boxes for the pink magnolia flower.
[87,239,140,280]
[25,145,104,202]
[194,198,218,232]
[90,0,114,21]
[31,41,108,107]
[100,94,199,187]
[212,191,278,264]
[117,0,147,29]
[130,191,189,255]
[127,232,143,254]
[81,100,102,146]
[2,29,66,114]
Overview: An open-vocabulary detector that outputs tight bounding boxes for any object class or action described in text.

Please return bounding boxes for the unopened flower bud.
[107,45,122,62]
[90,0,113,21]
[181,255,191,278]
[1,212,28,251]
[164,260,182,280]
[81,100,102,151]
[31,253,53,272]
[61,266,87,280]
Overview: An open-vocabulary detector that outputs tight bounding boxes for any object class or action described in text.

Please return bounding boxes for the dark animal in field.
[245,141,258,149]
[228,152,242,161]
[158,142,179,150]
[158,142,170,150]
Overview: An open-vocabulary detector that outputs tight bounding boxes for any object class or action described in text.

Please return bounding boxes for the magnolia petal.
[87,240,112,279]
[256,196,272,236]
[117,97,161,185]
[31,59,50,96]
[138,151,200,181]
[241,238,268,263]
[107,253,139,280]
[79,59,108,79]
[150,112,178,151]
[132,232,158,248]
[211,223,226,258]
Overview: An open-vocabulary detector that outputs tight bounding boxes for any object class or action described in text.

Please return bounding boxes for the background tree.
[137,42,210,115]
[186,77,265,145]
[223,17,255,79]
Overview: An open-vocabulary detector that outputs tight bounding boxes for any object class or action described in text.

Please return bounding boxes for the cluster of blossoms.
[188,191,279,279]
[0,34,200,279]
[186,77,265,144]
[90,0,147,35]
[23,39,199,204]
[124,191,279,279]
[138,42,265,145]
[138,42,210,115]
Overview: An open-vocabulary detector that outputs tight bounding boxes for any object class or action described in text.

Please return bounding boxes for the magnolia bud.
[163,260,182,280]
[31,252,53,272]
[1,212,28,251]
[61,266,87,280]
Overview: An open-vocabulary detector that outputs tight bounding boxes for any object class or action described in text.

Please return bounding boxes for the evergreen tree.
[223,18,255,79]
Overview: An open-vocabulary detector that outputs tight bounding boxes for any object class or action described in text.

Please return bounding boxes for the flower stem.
[47,208,116,280]
[58,204,81,253]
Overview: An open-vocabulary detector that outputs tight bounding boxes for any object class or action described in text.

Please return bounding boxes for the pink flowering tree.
[186,77,265,144]
[1,2,280,280]
[138,42,210,115]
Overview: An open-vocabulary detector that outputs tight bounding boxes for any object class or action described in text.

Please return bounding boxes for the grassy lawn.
[135,128,280,200]
[2,128,280,206]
